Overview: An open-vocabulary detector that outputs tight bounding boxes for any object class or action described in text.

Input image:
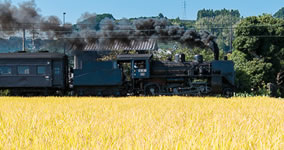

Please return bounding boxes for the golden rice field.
[0,96,283,149]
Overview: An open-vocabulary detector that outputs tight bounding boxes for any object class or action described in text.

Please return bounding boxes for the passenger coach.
[0,52,68,95]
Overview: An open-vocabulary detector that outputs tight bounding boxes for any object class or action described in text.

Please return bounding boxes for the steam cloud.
[0,0,219,59]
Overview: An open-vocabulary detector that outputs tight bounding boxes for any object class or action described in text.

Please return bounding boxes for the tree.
[158,13,164,18]
[233,15,284,69]
[232,15,284,92]
[76,13,115,31]
[273,7,284,19]
[197,9,240,20]
[155,42,224,62]
[195,12,240,52]
[229,50,272,92]
[174,47,215,61]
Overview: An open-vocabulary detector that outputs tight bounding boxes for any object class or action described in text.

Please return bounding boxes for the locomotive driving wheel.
[144,84,160,96]
[222,87,234,98]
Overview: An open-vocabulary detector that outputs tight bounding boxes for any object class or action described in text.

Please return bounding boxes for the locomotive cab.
[117,54,152,79]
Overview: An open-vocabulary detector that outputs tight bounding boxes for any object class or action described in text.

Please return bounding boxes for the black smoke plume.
[0,0,72,38]
[0,1,219,59]
[77,17,219,59]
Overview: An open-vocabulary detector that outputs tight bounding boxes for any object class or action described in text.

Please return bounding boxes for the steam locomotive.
[0,50,235,97]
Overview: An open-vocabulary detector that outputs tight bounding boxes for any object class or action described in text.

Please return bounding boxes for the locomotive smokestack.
[22,29,26,51]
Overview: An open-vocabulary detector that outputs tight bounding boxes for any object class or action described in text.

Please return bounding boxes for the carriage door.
[52,60,63,86]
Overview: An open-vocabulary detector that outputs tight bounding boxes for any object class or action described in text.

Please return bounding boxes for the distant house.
[72,39,158,66]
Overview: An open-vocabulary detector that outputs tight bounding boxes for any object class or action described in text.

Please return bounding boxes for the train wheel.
[145,84,160,96]
[222,88,234,98]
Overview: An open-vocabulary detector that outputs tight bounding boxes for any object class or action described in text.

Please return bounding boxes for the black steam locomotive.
[0,51,235,96]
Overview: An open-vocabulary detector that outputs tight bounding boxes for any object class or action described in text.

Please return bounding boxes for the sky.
[10,0,284,24]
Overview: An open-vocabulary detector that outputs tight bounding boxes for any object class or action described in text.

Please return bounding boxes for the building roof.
[81,39,158,51]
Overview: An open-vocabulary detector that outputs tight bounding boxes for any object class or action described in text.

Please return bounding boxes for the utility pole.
[183,0,187,20]
[32,27,35,51]
[63,12,66,54]
[31,26,38,51]
[229,10,233,52]
[22,28,26,51]
[63,12,66,25]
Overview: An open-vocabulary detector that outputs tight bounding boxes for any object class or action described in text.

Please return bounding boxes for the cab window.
[134,60,146,69]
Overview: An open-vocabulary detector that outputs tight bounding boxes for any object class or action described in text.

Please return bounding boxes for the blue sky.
[10,0,284,23]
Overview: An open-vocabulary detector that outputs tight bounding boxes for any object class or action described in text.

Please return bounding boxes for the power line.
[0,30,283,38]
[58,35,284,39]
[0,23,284,30]
[0,21,283,27]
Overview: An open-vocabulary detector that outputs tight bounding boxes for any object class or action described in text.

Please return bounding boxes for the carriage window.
[0,66,12,75]
[37,66,46,75]
[18,66,30,75]
[54,67,60,75]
